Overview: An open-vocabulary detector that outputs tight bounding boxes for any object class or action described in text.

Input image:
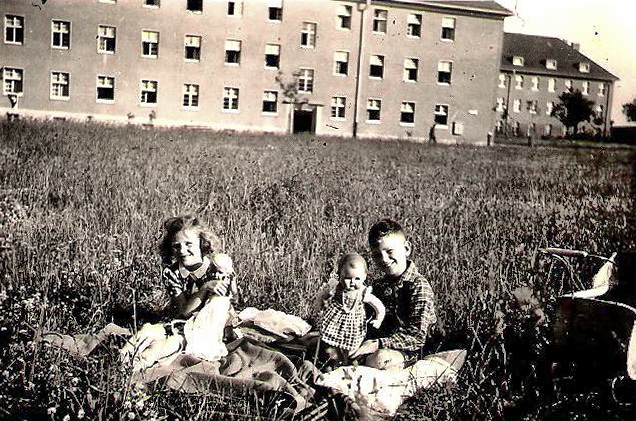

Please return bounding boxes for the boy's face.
[172,228,203,268]
[371,233,411,278]
[340,263,367,291]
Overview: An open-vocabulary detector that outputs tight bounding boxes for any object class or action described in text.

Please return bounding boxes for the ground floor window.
[262,90,277,113]
[140,79,157,104]
[183,83,199,108]
[223,87,239,111]
[366,98,381,122]
[96,75,115,101]
[400,101,415,124]
[50,71,69,100]
[3,67,23,96]
[331,96,346,119]
[434,104,448,126]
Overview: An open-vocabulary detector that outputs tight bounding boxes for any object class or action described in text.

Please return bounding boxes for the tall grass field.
[1,119,635,420]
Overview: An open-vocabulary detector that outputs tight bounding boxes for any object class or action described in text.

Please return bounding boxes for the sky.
[497,0,636,125]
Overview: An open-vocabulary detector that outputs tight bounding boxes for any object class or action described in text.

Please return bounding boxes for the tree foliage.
[551,88,595,135]
[622,98,636,122]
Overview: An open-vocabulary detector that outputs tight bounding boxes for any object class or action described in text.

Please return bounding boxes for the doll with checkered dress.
[319,253,385,364]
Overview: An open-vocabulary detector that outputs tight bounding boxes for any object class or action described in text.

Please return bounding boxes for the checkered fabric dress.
[319,287,369,353]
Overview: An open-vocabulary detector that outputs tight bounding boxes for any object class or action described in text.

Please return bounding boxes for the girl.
[319,253,386,365]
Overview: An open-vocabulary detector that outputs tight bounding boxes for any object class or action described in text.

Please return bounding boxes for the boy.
[350,219,437,369]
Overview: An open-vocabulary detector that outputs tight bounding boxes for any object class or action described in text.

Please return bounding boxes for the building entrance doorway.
[293,108,315,134]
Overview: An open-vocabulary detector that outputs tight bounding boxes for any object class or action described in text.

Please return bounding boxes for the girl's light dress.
[320,287,371,353]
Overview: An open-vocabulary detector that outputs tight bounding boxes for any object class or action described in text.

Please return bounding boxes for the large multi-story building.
[496,32,618,139]
[1,0,512,144]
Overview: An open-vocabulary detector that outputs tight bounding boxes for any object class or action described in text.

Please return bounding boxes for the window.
[513,99,520,113]
[183,83,199,107]
[5,15,24,45]
[527,123,535,137]
[3,68,23,95]
[265,44,280,68]
[187,0,203,13]
[404,58,418,82]
[565,79,572,90]
[527,100,538,114]
[96,75,115,101]
[337,5,352,29]
[512,56,524,66]
[225,39,241,64]
[334,51,349,75]
[140,79,157,105]
[441,17,455,41]
[544,124,552,137]
[185,35,201,61]
[144,0,160,7]
[546,101,554,115]
[434,104,448,126]
[227,1,242,16]
[513,122,520,136]
[97,25,116,53]
[367,99,381,122]
[437,61,452,84]
[331,96,346,119]
[495,97,505,112]
[582,81,589,95]
[579,62,590,73]
[496,120,504,134]
[548,78,555,92]
[400,102,415,124]
[50,71,69,100]
[531,76,539,91]
[373,9,387,33]
[514,74,523,89]
[297,68,314,93]
[51,20,70,49]
[223,87,239,111]
[262,90,277,113]
[598,82,606,97]
[546,58,557,70]
[300,22,316,48]
[369,55,384,78]
[498,73,506,88]
[407,14,421,37]
[141,30,159,58]
[268,0,283,21]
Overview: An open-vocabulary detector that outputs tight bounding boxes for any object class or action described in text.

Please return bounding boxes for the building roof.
[501,32,618,81]
[382,0,513,16]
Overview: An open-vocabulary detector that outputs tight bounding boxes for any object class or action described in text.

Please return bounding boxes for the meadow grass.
[1,119,635,420]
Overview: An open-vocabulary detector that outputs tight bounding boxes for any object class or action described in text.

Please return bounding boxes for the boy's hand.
[350,339,379,358]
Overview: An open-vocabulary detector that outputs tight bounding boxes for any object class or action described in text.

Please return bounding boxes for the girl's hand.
[369,319,382,329]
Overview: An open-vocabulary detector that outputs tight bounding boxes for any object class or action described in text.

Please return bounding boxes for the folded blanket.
[237,307,312,341]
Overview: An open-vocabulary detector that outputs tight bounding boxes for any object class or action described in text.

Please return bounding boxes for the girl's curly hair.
[159,214,221,265]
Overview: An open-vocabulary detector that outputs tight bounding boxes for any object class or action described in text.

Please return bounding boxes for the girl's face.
[171,228,203,268]
[340,264,367,291]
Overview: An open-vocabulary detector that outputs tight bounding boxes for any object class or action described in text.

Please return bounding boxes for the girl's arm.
[163,267,209,318]
[363,287,386,329]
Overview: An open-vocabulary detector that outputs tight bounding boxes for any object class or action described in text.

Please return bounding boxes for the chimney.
[570,42,580,51]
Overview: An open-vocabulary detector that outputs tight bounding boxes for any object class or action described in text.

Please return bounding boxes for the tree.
[623,98,636,122]
[551,88,595,135]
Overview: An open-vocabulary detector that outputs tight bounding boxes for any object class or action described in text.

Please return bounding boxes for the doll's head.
[337,253,368,291]
[159,214,221,266]
[210,253,234,281]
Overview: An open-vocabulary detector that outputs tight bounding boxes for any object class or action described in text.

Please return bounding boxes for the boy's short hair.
[368,219,406,248]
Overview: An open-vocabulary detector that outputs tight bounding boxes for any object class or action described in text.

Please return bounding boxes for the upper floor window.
[367,98,382,122]
[546,58,557,70]
[331,96,346,119]
[531,76,539,91]
[96,75,115,102]
[513,99,521,113]
[187,0,203,13]
[434,104,449,126]
[495,97,505,112]
[97,25,116,54]
[407,14,421,38]
[262,90,278,114]
[512,56,524,66]
[579,62,590,73]
[337,4,352,29]
[185,35,201,61]
[527,100,538,114]
[183,83,199,108]
[50,71,70,100]
[300,22,316,48]
[548,77,556,92]
[400,101,415,125]
[598,82,606,97]
[140,79,157,105]
[546,101,554,115]
[403,58,418,82]
[582,80,589,95]
[498,73,506,88]
[298,68,314,93]
[334,51,349,75]
[141,30,159,58]
[268,0,283,21]
[5,15,24,45]
[144,0,160,7]
[3,67,23,96]
[438,61,452,85]
[441,17,455,41]
[265,43,280,68]
[225,39,241,64]
[373,9,387,33]
[514,74,524,89]
[227,1,243,16]
[51,20,70,49]
[369,55,384,79]
[223,87,240,111]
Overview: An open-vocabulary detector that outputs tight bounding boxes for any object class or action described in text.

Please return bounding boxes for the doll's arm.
[363,287,386,329]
